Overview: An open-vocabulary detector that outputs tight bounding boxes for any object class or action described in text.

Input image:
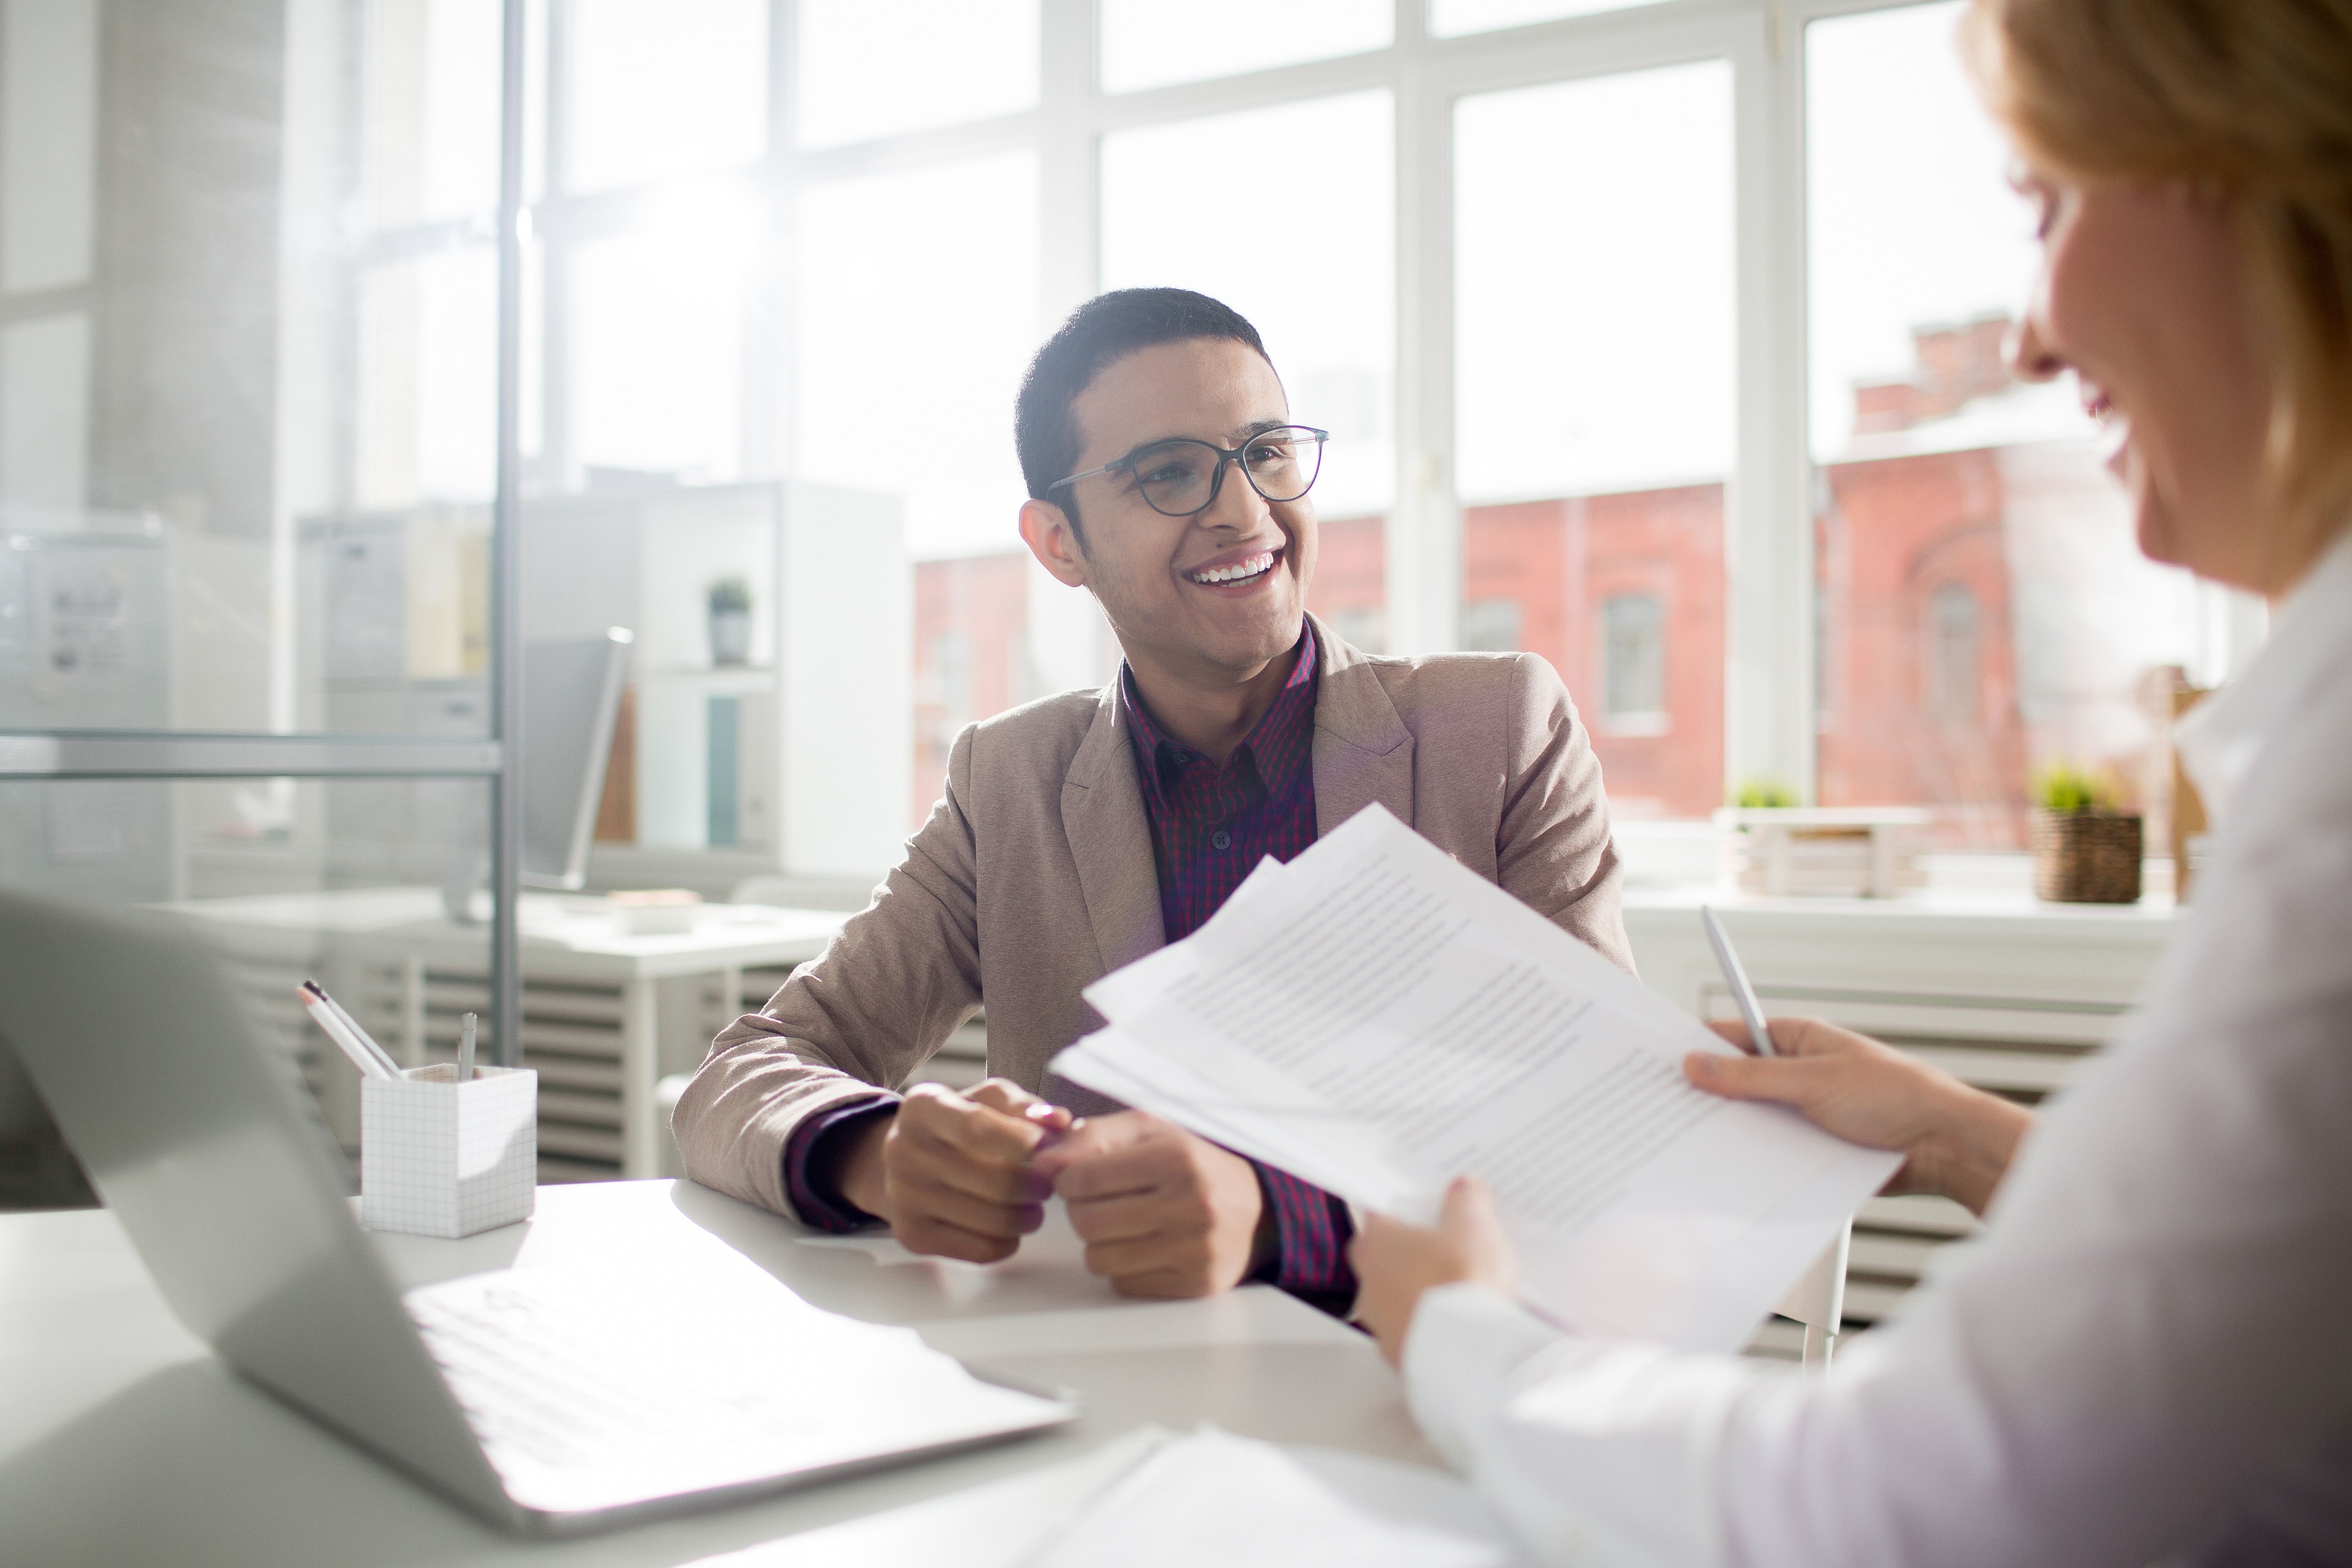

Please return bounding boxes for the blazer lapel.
[1060,682,1167,975]
[1309,612,1415,834]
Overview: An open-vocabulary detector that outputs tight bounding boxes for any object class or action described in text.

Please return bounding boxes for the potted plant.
[707,576,752,667]
[2030,764,2142,903]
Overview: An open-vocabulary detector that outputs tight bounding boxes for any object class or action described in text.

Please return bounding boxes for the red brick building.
[1302,490,1729,821]
[910,551,1029,825]
[1817,444,2031,846]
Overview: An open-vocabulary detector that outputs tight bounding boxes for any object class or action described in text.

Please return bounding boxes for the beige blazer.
[673,616,1632,1221]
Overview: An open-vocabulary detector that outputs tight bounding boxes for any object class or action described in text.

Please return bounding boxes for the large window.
[1806,1,2223,849]
[1455,60,1733,818]
[7,0,2261,941]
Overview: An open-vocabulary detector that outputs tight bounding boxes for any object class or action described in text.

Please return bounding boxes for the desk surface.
[0,1181,1419,1567]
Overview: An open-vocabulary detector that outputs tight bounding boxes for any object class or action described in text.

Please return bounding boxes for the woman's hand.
[1350,1177,1515,1368]
[1684,1017,2033,1217]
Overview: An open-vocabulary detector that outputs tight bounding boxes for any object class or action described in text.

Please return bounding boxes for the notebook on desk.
[0,890,1076,1536]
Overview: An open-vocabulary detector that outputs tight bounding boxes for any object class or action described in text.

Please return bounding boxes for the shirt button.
[1212,829,1232,850]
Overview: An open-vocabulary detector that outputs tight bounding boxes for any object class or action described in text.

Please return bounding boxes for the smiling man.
[673,288,1632,1314]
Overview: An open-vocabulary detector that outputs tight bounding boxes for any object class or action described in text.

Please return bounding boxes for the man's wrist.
[1246,1165,1279,1276]
[817,1106,898,1223]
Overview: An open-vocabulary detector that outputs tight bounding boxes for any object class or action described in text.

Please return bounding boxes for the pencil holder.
[360,1064,537,1238]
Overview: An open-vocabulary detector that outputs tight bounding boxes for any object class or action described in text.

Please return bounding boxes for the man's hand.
[1032,1111,1266,1298]
[835,1079,1071,1264]
[1350,1177,1515,1368]
[1684,1016,2033,1217]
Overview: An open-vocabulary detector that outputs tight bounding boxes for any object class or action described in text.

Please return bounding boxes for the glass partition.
[0,0,524,1214]
[0,775,496,1194]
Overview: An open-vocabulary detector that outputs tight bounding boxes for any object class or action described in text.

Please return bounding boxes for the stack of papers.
[1054,805,1900,1351]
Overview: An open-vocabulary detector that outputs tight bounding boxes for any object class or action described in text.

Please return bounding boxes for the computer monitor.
[521,628,632,890]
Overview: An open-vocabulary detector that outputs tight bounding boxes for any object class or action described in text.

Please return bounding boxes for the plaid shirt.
[1116,628,1354,1312]
[782,626,1355,1314]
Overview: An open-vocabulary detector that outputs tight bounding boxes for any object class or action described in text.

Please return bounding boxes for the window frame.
[354,0,2032,830]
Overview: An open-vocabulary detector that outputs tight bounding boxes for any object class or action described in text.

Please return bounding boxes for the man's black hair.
[1014,287,1271,536]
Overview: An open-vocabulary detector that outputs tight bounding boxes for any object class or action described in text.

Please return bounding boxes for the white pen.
[459,1012,478,1081]
[320,990,393,1071]
[298,980,401,1079]
[325,996,402,1078]
[1700,905,1777,1058]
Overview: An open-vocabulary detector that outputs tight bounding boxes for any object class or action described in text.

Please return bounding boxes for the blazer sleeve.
[1497,653,1636,976]
[670,724,987,1219]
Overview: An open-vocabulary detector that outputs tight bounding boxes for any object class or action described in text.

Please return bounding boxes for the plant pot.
[2031,810,2143,903]
[708,608,751,667]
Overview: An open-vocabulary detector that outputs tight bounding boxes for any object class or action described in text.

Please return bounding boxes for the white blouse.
[1403,531,2352,1568]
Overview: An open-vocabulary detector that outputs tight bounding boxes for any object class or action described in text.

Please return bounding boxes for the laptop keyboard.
[406,1272,817,1474]
[400,1265,1068,1515]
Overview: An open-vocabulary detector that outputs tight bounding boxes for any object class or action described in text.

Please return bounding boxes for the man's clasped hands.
[821,1082,1274,1298]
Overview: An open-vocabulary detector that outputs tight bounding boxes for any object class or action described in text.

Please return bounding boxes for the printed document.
[1054,805,1900,1351]
[684,1426,1523,1568]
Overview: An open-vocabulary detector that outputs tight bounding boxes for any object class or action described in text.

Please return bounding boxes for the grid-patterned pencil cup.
[361,1065,537,1238]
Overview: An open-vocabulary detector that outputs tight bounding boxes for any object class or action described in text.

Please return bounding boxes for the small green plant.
[1731,777,1799,809]
[2032,762,2120,814]
[707,576,752,615]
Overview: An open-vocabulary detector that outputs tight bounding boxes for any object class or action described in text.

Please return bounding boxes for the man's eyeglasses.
[1048,425,1329,519]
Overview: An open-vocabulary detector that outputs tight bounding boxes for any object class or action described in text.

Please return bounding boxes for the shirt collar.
[2176,527,2352,828]
[1120,624,1320,797]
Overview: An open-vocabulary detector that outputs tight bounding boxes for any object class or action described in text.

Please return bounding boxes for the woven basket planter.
[2031,810,2143,903]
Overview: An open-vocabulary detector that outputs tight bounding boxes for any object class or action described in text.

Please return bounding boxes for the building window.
[1459,598,1522,653]
[1927,582,1980,726]
[1601,593,1667,734]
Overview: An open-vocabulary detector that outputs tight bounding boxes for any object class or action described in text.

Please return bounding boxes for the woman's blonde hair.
[1961,0,2352,572]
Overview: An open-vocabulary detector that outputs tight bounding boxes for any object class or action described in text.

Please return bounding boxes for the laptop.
[0,889,1076,1535]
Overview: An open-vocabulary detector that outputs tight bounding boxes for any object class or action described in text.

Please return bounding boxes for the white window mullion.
[1390,0,1460,655]
[1038,0,1098,327]
[1027,0,1115,694]
[744,0,796,481]
[1725,4,1815,800]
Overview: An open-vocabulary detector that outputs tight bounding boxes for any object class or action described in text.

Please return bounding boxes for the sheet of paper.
[1056,804,1900,1351]
[1030,1427,1520,1568]
[682,1427,1525,1568]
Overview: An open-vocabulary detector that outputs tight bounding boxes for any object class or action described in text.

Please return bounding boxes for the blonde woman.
[1351,1,2352,1563]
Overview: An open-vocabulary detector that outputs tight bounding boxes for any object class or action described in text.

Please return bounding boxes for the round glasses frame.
[1046,425,1330,519]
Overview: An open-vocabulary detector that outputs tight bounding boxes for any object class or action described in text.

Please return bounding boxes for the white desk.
[167,892,848,1178]
[0,1180,1421,1567]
